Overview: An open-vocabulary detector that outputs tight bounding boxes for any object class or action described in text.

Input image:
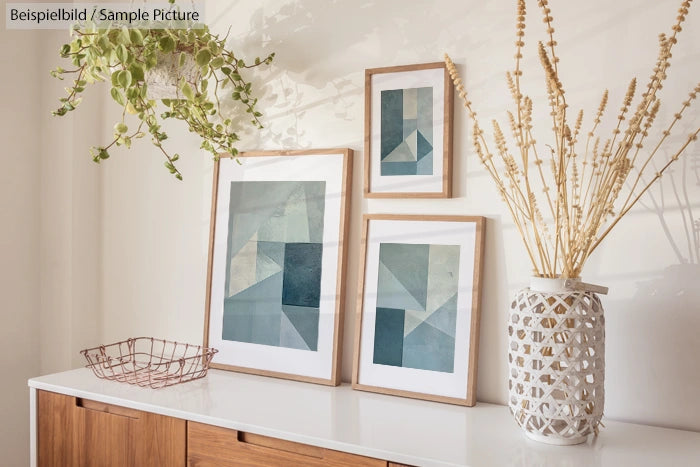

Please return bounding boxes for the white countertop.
[29,368,700,467]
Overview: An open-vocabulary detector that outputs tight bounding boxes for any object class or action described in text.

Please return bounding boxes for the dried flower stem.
[446,0,699,278]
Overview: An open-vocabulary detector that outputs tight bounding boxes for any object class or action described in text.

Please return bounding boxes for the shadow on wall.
[210,0,478,150]
[606,146,700,431]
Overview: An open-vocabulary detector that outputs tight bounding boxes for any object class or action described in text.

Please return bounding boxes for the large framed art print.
[353,215,485,405]
[204,149,352,386]
[364,62,454,198]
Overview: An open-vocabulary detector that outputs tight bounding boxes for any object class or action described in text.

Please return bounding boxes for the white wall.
[4,4,697,463]
[98,0,700,431]
[0,13,41,467]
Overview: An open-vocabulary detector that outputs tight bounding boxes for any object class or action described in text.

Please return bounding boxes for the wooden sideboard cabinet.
[31,368,700,467]
[37,390,186,467]
[37,390,393,467]
[187,421,385,466]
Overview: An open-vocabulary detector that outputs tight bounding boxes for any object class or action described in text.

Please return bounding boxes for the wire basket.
[81,337,218,389]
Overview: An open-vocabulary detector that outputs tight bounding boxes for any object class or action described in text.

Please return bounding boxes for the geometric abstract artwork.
[365,62,453,197]
[353,215,485,405]
[373,243,459,372]
[205,149,352,386]
[380,87,434,176]
[222,180,325,352]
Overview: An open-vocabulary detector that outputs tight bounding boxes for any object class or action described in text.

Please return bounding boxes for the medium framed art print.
[204,149,352,386]
[364,62,453,198]
[353,215,485,405]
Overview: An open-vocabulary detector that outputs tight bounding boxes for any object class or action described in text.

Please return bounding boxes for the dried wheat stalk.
[445,0,700,278]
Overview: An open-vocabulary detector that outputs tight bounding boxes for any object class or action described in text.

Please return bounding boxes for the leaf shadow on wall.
[605,145,700,431]
[210,0,465,150]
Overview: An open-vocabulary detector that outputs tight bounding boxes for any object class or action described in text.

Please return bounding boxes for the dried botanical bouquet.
[446,0,699,278]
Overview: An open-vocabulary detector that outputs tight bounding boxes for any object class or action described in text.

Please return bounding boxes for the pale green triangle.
[255,247,283,283]
[383,134,418,162]
[228,234,257,297]
[376,262,424,311]
[425,293,458,338]
[404,308,431,337]
[282,183,310,243]
[426,244,461,313]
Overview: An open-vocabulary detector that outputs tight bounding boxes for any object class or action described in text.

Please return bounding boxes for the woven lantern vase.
[508,277,605,445]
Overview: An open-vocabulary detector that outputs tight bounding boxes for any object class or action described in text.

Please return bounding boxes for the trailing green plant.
[51,12,274,180]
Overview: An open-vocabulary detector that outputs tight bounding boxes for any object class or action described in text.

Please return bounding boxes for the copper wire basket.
[81,337,218,389]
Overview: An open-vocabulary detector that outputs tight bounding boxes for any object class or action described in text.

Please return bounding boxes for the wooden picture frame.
[352,214,485,405]
[364,62,454,198]
[204,149,352,386]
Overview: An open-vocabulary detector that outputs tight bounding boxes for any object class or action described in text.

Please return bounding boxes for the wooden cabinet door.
[38,390,186,467]
[187,421,386,467]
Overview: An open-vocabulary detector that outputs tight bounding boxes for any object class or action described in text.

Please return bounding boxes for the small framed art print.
[364,62,453,198]
[352,214,485,405]
[204,149,352,386]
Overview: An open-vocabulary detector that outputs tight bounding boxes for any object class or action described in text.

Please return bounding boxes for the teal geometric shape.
[256,241,285,268]
[402,320,455,373]
[279,311,310,351]
[227,181,299,256]
[378,243,429,310]
[373,307,405,367]
[302,182,326,244]
[381,161,418,176]
[282,242,323,308]
[383,140,416,163]
[403,119,418,141]
[416,151,433,175]
[425,293,458,339]
[416,130,432,161]
[222,271,283,346]
[381,89,404,159]
[376,261,425,311]
[417,87,433,145]
[282,305,319,351]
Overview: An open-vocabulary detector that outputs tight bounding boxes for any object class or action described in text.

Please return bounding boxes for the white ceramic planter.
[508,277,605,445]
[146,52,201,99]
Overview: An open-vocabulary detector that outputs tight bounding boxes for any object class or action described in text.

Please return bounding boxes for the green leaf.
[201,79,208,93]
[130,29,143,45]
[231,73,242,81]
[221,67,231,75]
[117,70,132,88]
[99,148,110,159]
[115,44,128,63]
[181,82,194,100]
[115,122,128,134]
[60,44,70,56]
[120,26,131,44]
[195,48,211,67]
[158,36,175,54]
[110,87,125,106]
[129,63,145,82]
[111,70,120,87]
[210,57,224,69]
[179,52,186,67]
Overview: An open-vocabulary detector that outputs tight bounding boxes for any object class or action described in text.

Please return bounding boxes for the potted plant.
[51,11,274,180]
[446,0,698,445]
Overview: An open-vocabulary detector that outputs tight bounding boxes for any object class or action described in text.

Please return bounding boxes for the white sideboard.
[29,368,700,466]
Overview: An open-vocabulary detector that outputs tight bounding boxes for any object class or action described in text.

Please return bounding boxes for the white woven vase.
[508,277,605,445]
